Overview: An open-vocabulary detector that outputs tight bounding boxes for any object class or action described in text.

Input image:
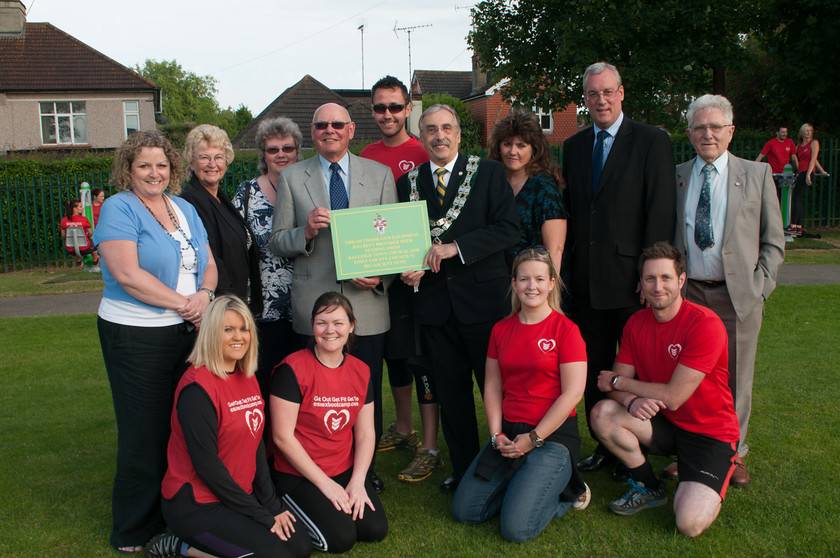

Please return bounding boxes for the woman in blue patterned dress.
[488,110,568,274]
[232,117,303,399]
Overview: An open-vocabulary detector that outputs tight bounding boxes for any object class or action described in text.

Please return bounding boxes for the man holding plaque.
[270,102,397,493]
[397,104,519,493]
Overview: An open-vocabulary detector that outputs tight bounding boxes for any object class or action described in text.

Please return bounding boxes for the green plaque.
[330,201,432,280]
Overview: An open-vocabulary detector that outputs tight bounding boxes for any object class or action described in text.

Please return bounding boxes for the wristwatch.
[199,287,215,301]
[610,375,620,390]
[529,430,544,448]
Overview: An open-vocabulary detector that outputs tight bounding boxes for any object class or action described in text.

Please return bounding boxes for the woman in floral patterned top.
[232,117,303,400]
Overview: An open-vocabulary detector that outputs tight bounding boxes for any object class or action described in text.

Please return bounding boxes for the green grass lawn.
[784,227,840,264]
[0,268,103,298]
[1,285,838,557]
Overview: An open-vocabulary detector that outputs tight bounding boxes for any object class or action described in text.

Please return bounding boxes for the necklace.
[266,176,277,193]
[134,192,197,272]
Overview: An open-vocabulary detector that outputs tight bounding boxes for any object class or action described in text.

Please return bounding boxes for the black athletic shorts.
[647,414,738,499]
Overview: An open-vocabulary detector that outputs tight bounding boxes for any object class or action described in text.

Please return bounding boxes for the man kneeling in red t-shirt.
[591,241,739,537]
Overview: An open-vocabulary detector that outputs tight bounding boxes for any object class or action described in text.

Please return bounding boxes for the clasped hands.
[597,370,665,421]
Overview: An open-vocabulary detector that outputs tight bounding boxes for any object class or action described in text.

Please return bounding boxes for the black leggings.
[791,172,809,226]
[279,470,388,554]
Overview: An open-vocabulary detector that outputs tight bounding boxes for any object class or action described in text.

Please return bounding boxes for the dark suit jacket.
[181,177,262,314]
[396,155,519,326]
[562,117,676,309]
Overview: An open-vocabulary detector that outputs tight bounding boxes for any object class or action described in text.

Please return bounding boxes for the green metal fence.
[2,142,837,271]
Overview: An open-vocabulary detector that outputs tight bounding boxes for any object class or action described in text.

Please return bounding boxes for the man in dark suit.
[270,102,397,493]
[562,62,676,472]
[674,94,784,487]
[397,104,519,492]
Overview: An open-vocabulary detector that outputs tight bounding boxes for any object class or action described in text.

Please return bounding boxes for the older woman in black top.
[181,124,262,315]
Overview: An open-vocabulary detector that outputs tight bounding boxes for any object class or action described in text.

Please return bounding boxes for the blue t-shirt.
[93,191,210,312]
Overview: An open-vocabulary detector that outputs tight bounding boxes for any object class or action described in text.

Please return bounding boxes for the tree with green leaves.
[422,93,482,151]
[469,0,758,131]
[135,59,253,140]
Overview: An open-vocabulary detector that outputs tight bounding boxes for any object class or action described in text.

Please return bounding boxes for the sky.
[25,0,477,114]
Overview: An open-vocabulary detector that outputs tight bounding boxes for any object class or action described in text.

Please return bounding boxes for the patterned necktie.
[592,130,609,195]
[329,162,348,210]
[694,163,715,250]
[435,167,448,205]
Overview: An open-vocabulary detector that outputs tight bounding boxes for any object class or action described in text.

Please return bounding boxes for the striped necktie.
[435,167,448,205]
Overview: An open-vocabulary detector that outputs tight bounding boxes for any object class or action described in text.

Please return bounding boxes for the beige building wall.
[0,90,157,152]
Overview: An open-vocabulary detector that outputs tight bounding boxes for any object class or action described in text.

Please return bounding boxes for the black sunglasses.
[264,146,297,154]
[372,103,406,114]
[312,121,350,130]
[517,245,550,256]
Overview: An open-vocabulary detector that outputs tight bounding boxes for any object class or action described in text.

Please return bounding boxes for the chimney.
[0,1,26,35]
[471,54,488,93]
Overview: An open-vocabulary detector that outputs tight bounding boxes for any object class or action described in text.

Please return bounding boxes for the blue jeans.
[451,441,574,542]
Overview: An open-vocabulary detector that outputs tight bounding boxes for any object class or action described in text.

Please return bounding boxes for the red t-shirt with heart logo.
[615,300,739,443]
[488,310,587,426]
[271,349,371,477]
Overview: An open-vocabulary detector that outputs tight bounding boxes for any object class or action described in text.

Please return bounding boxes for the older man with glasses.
[270,102,397,493]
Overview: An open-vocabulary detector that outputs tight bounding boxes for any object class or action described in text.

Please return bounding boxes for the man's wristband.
[627,397,641,413]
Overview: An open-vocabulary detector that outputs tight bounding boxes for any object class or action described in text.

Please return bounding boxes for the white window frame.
[124,100,140,138]
[39,101,88,145]
[532,106,554,133]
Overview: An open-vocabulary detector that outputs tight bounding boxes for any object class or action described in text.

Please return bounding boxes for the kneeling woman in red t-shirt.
[451,247,589,542]
[270,292,387,553]
[151,295,312,558]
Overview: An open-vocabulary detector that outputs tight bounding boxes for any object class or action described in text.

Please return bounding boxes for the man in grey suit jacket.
[674,94,784,487]
[270,102,397,492]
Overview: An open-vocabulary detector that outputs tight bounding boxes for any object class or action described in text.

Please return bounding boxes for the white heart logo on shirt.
[245,409,264,438]
[668,344,682,359]
[538,338,556,353]
[399,160,415,173]
[324,409,351,433]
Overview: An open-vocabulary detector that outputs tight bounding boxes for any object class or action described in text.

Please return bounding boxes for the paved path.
[1,265,839,318]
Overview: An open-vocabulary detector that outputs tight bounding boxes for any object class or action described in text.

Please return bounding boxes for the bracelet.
[627,397,640,413]
[199,287,215,301]
[491,432,502,450]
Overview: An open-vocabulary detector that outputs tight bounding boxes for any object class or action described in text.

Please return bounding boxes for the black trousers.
[421,316,497,477]
[280,469,387,553]
[97,317,195,548]
[568,298,641,440]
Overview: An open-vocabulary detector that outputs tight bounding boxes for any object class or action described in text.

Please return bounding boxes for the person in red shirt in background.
[60,198,99,267]
[91,188,105,226]
[360,76,442,486]
[756,125,796,176]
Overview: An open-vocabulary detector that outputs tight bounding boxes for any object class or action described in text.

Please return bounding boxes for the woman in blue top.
[93,130,218,554]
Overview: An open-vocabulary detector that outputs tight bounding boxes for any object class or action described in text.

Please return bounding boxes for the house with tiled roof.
[412,60,578,148]
[0,1,160,153]
[233,75,379,151]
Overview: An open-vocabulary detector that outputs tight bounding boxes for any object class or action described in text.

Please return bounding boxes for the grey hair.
[686,94,734,127]
[419,104,461,132]
[255,117,302,175]
[583,62,622,88]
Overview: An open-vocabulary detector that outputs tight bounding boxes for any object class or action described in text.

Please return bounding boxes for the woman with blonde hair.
[451,246,588,542]
[182,124,262,314]
[790,123,829,236]
[94,130,217,554]
[148,295,312,558]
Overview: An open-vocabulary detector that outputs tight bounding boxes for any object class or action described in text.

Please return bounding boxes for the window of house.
[533,107,553,133]
[40,101,88,145]
[124,101,140,137]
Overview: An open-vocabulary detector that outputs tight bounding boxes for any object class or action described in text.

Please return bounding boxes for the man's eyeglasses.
[312,121,351,131]
[689,124,732,134]
[585,89,619,101]
[264,146,297,154]
[372,103,406,114]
